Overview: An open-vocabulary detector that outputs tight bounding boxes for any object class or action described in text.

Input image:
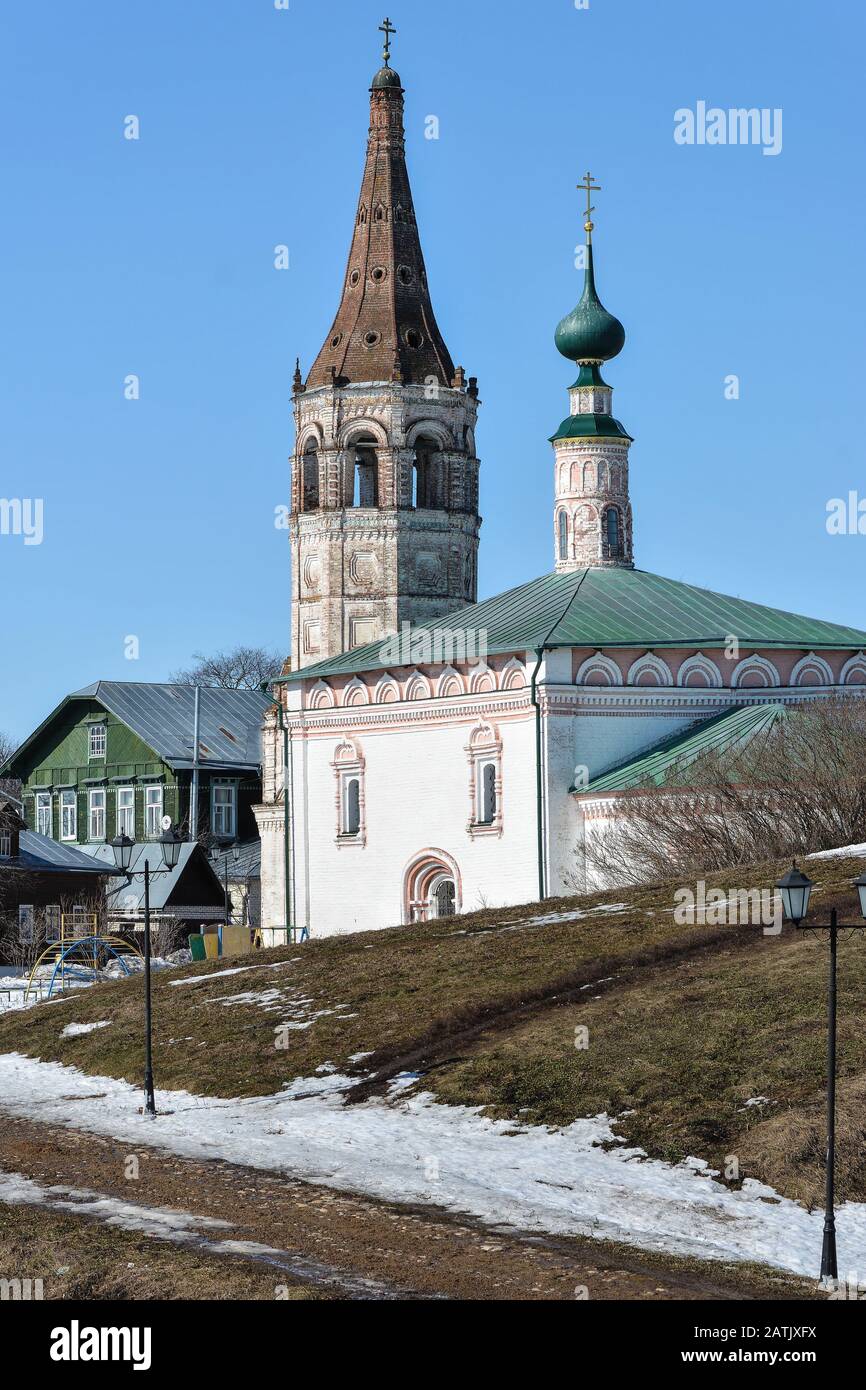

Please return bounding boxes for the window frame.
[0,831,11,858]
[477,760,498,825]
[341,774,361,837]
[210,780,237,839]
[35,790,51,837]
[331,740,366,847]
[558,508,569,561]
[116,786,135,837]
[88,723,107,761]
[145,784,164,839]
[88,788,106,841]
[60,789,77,841]
[467,723,503,838]
[18,904,34,944]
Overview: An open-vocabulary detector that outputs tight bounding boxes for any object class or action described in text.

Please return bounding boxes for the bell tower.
[550,174,634,572]
[289,21,481,669]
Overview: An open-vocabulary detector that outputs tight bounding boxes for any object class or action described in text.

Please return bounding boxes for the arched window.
[333,739,366,845]
[350,438,378,507]
[343,778,361,837]
[558,510,569,561]
[468,723,503,837]
[302,443,319,511]
[480,762,497,824]
[605,507,622,557]
[413,436,439,508]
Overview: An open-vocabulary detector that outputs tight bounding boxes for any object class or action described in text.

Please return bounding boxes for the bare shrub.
[583,695,866,886]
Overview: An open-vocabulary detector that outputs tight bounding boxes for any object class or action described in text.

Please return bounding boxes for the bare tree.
[169,645,287,690]
[0,732,21,799]
[582,695,866,887]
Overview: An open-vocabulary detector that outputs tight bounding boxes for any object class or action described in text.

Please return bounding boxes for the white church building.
[254,39,866,938]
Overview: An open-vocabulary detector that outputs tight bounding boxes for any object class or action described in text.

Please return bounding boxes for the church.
[254,30,866,938]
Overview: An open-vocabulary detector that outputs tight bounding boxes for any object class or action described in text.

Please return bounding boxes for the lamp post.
[775,862,866,1283]
[211,840,241,928]
[111,822,184,1116]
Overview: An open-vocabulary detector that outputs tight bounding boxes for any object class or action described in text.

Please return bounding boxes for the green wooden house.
[2,682,272,853]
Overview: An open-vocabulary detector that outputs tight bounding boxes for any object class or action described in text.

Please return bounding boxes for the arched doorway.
[403,850,461,924]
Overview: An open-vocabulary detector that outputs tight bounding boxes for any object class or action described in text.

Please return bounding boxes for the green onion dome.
[371,65,403,90]
[555,243,625,364]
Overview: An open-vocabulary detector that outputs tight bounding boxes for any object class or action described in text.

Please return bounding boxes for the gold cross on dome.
[379,17,396,64]
[577,170,601,235]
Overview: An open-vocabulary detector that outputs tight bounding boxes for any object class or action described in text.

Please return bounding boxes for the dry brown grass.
[1,848,864,1207]
[0,1202,320,1300]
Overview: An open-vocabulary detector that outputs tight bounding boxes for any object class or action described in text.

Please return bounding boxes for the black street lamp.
[111,822,185,1116]
[775,861,866,1283]
[211,840,241,928]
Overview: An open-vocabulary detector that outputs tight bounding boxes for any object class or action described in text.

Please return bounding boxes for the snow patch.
[0,1052,861,1279]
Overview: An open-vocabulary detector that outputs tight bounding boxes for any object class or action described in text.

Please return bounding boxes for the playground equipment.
[24,914,143,1001]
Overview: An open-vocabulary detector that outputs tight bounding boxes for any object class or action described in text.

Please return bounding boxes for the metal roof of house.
[16,831,125,876]
[581,702,787,795]
[215,838,261,881]
[286,568,866,683]
[3,682,272,776]
[77,842,223,911]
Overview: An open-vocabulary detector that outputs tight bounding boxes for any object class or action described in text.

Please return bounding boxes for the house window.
[36,791,51,837]
[211,781,237,838]
[478,762,497,825]
[18,905,34,944]
[342,777,361,836]
[45,904,61,941]
[88,724,106,760]
[88,789,106,841]
[0,832,11,857]
[60,789,77,841]
[116,786,134,836]
[145,785,164,838]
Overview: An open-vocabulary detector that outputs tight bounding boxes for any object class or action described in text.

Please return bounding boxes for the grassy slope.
[1,850,864,1208]
[0,1204,320,1300]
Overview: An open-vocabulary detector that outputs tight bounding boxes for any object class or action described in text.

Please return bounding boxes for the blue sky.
[1,0,863,743]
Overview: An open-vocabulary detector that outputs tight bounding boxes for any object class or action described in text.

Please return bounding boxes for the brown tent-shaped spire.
[305,59,456,390]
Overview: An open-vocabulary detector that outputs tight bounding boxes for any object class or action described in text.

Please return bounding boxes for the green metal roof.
[2,681,270,779]
[550,412,633,442]
[580,703,786,795]
[287,566,866,682]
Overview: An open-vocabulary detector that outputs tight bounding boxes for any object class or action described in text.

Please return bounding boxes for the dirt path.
[0,1111,814,1301]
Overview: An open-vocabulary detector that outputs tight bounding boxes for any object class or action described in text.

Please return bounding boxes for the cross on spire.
[379,16,396,65]
[577,170,601,240]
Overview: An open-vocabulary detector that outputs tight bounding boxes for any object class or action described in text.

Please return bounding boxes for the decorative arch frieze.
[841,651,866,685]
[405,669,432,700]
[790,652,834,687]
[374,673,401,704]
[500,657,526,691]
[676,653,723,689]
[627,653,674,688]
[342,676,371,706]
[731,655,781,689]
[575,652,623,687]
[307,680,335,710]
[437,666,465,699]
